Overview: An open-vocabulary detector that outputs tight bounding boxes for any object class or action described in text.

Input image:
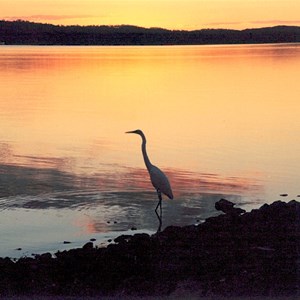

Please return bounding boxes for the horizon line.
[2,18,300,32]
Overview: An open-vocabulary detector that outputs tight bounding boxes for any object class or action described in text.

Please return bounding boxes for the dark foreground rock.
[0,200,299,297]
[215,198,246,215]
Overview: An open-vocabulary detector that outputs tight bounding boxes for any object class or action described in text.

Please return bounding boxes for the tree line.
[1,20,300,45]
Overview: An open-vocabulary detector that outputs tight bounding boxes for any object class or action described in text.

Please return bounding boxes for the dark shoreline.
[0,199,299,298]
[1,20,300,45]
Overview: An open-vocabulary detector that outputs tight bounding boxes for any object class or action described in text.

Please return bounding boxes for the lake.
[0,44,300,258]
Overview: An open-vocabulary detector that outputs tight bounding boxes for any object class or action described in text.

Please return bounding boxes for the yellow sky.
[1,0,300,30]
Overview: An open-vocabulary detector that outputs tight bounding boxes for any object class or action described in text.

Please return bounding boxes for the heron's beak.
[125,130,135,134]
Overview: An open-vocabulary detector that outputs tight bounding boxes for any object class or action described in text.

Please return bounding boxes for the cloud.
[249,19,300,25]
[4,14,93,22]
[204,21,244,27]
[204,20,300,28]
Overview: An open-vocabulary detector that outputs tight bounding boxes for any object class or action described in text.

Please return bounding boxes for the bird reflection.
[126,130,173,232]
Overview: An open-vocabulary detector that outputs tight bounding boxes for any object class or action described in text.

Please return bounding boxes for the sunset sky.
[1,0,300,30]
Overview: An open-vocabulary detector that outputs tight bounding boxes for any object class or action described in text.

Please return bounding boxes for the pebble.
[63,241,71,244]
[280,194,288,197]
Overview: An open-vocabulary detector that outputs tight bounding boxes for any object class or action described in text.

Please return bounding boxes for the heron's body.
[148,165,173,199]
[126,129,173,207]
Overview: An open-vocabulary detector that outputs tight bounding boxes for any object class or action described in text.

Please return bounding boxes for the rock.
[40,252,52,260]
[0,257,14,267]
[232,207,246,215]
[0,200,298,298]
[90,238,96,242]
[215,198,245,215]
[63,241,71,244]
[131,233,150,243]
[114,234,132,244]
[280,193,288,197]
[259,203,269,210]
[253,246,275,252]
[131,226,137,231]
[215,198,234,211]
[287,200,298,206]
[82,242,93,251]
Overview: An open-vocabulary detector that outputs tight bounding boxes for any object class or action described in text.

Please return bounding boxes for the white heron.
[126,130,173,225]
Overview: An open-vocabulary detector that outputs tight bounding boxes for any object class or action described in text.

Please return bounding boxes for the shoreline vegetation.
[0,199,299,297]
[1,20,300,45]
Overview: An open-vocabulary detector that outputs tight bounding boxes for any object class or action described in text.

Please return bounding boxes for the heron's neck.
[140,133,152,172]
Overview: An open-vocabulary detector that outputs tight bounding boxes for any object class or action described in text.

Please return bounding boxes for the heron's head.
[125,129,143,136]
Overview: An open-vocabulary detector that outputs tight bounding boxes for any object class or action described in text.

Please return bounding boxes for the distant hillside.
[1,20,300,45]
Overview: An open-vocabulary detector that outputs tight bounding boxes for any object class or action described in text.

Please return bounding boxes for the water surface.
[1,44,300,257]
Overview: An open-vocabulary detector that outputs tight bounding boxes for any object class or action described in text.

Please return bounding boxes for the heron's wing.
[149,166,173,199]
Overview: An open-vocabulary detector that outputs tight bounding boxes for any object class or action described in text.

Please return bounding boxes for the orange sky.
[1,0,300,30]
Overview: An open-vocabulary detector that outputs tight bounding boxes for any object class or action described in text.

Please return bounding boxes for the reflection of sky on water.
[0,139,263,203]
[0,161,262,208]
[1,160,267,259]
[1,161,259,257]
[3,44,299,257]
[0,141,264,257]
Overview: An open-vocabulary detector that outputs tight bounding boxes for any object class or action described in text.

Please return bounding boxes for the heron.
[126,129,173,230]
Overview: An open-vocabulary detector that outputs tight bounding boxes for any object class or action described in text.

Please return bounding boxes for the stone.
[82,242,94,251]
[215,198,245,215]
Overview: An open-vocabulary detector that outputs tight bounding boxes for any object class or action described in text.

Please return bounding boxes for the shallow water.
[0,44,300,257]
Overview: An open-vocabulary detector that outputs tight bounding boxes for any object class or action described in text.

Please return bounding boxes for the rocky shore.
[0,200,299,298]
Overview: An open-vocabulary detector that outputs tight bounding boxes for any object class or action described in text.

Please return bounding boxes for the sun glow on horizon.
[1,0,300,30]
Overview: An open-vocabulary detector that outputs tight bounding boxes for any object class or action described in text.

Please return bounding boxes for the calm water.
[1,44,300,257]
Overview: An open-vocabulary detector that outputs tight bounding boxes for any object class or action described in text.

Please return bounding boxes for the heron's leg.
[155,189,162,233]
[157,217,162,233]
[160,195,162,217]
[155,189,162,213]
